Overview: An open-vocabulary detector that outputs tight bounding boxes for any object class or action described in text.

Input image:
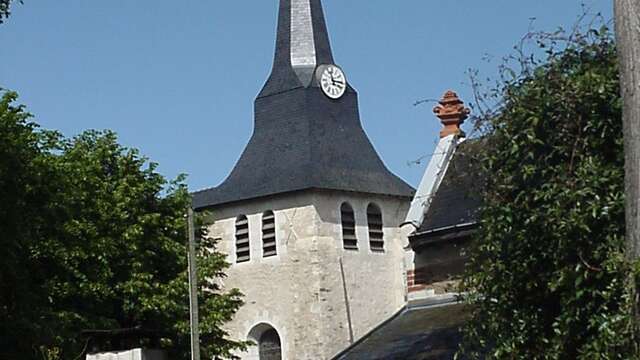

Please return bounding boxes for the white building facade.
[206,192,409,359]
[192,0,415,359]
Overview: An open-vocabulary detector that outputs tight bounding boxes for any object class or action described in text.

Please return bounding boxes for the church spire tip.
[260,0,335,96]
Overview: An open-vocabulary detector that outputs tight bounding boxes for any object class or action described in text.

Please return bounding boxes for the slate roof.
[416,140,483,235]
[333,298,469,360]
[193,0,414,209]
[258,0,334,98]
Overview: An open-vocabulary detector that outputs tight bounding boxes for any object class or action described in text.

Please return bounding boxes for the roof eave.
[409,222,478,251]
[191,186,414,211]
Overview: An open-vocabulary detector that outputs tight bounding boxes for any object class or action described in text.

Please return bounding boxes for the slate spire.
[259,0,335,97]
[192,0,415,209]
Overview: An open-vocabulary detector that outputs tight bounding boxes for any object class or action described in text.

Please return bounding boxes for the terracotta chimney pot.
[433,90,470,138]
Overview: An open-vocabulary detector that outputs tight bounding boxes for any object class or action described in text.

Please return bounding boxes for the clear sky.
[0,1,613,191]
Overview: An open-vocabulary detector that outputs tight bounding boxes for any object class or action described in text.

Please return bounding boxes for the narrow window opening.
[262,211,277,257]
[236,215,250,263]
[341,203,357,250]
[259,328,282,360]
[367,204,384,252]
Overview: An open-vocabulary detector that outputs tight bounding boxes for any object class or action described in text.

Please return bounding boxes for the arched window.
[235,215,250,263]
[248,323,282,360]
[259,328,282,360]
[262,211,277,257]
[341,203,357,250]
[367,203,384,251]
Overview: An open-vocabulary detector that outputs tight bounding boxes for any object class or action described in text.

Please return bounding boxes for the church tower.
[193,1,414,358]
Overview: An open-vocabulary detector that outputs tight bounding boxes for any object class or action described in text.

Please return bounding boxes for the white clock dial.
[319,65,347,99]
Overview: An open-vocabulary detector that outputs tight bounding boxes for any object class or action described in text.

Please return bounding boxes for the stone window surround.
[367,202,385,252]
[235,215,250,263]
[340,200,387,254]
[246,322,285,360]
[340,202,358,250]
[232,198,393,266]
[262,210,277,258]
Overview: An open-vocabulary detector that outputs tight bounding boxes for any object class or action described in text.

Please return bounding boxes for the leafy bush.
[459,25,638,359]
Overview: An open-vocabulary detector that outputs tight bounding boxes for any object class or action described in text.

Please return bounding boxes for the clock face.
[319,65,347,99]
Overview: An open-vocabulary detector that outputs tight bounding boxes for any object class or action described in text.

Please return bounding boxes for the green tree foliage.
[0,90,60,358]
[0,91,246,359]
[0,0,21,23]
[459,26,638,358]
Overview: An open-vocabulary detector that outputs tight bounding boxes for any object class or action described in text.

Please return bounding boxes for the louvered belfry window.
[235,215,250,263]
[341,203,357,250]
[262,211,277,257]
[367,204,384,251]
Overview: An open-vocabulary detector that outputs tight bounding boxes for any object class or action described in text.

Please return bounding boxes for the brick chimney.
[433,90,470,138]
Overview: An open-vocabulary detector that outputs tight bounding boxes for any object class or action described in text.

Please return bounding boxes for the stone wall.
[206,190,410,360]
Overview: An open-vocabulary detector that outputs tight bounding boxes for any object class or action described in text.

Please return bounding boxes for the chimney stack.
[433,90,470,138]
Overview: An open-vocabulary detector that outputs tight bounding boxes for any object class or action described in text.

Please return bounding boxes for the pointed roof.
[332,298,469,360]
[259,0,334,97]
[193,0,414,209]
[415,139,482,235]
[403,91,483,245]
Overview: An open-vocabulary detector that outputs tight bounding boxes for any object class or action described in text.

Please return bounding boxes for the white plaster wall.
[206,190,410,360]
[311,191,409,349]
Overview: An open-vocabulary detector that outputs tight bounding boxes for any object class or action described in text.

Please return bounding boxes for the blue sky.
[0,1,613,191]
